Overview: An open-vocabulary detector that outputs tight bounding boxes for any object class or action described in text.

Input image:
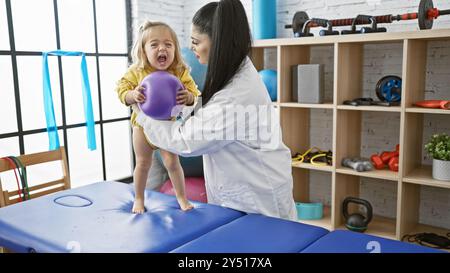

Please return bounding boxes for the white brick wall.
[131,0,185,48]
[134,0,450,229]
[180,0,253,47]
[309,171,332,205]
[420,185,450,228]
[360,178,398,218]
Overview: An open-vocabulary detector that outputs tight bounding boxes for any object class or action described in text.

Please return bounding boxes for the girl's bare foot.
[177,198,194,211]
[132,198,145,214]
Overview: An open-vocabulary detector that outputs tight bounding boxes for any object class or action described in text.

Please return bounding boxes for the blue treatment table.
[301,230,444,253]
[0,181,444,253]
[0,182,243,253]
[171,214,329,253]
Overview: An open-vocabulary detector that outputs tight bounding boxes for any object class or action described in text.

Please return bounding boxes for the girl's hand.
[176,89,194,105]
[131,86,146,103]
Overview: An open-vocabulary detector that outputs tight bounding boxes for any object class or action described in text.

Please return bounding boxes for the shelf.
[280,102,334,109]
[337,105,401,112]
[406,107,450,115]
[251,41,279,48]
[338,214,397,240]
[336,167,399,181]
[403,166,450,189]
[252,29,450,47]
[292,162,333,173]
[297,205,332,230]
[252,29,450,241]
[404,223,450,252]
[366,215,397,240]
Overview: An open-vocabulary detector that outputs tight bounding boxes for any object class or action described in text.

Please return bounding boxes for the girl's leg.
[159,149,193,211]
[132,127,153,214]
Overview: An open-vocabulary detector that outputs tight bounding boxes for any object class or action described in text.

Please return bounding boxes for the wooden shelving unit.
[404,166,450,189]
[336,105,401,113]
[335,168,399,182]
[336,214,398,240]
[297,205,332,230]
[292,162,333,173]
[405,107,450,115]
[251,29,450,242]
[280,102,334,109]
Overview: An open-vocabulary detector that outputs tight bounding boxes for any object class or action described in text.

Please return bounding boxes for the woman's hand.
[177,89,194,105]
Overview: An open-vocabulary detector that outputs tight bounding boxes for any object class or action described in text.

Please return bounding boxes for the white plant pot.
[432,159,450,181]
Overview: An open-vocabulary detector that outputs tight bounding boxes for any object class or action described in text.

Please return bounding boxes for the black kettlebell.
[342,197,373,233]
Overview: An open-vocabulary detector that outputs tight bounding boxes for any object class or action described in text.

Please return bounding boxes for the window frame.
[0,0,134,183]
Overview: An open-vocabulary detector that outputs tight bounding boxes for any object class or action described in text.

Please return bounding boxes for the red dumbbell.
[372,144,400,171]
[388,156,399,172]
[380,151,399,164]
[371,154,385,170]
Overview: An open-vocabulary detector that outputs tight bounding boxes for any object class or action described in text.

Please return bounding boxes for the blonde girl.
[116,21,200,213]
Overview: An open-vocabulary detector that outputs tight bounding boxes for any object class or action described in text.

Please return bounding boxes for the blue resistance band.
[42,50,96,151]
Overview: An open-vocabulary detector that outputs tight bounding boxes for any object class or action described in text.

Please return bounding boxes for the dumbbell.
[371,145,400,171]
[354,158,374,171]
[373,155,399,171]
[388,156,399,172]
[380,150,399,164]
[342,158,373,172]
[371,154,385,170]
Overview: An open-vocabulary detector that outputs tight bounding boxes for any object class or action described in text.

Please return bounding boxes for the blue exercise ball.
[181,47,207,92]
[258,69,277,101]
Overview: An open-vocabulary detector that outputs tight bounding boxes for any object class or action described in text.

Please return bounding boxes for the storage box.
[292,64,324,104]
[296,202,324,220]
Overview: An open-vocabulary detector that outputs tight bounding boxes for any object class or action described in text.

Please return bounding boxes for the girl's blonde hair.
[131,21,186,73]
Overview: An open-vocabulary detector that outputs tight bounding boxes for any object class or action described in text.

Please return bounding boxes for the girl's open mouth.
[157,54,167,65]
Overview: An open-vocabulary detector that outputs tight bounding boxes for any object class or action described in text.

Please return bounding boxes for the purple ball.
[139,71,184,120]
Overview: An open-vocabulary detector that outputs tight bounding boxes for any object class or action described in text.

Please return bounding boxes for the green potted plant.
[425,133,450,181]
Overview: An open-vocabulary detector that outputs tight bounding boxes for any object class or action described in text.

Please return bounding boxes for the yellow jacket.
[116,64,201,126]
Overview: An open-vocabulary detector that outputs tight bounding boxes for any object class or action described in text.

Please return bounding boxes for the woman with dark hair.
[136,0,296,220]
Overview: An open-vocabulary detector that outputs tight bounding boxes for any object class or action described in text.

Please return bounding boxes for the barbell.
[285,0,450,37]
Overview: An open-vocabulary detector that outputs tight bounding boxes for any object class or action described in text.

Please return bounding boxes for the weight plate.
[418,0,434,30]
[376,75,402,102]
[292,11,309,36]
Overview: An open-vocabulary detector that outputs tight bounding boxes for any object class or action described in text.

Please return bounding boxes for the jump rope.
[292,147,333,166]
[1,156,30,202]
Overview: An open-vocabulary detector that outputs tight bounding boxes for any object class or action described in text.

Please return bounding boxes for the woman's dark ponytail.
[193,0,252,106]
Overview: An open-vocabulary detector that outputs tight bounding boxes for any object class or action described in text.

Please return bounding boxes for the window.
[0,0,133,188]
[11,0,57,52]
[0,1,9,50]
[95,0,128,53]
[17,56,63,131]
[0,56,16,134]
[58,0,96,53]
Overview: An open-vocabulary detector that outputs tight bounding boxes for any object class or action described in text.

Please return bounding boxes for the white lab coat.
[136,57,297,221]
